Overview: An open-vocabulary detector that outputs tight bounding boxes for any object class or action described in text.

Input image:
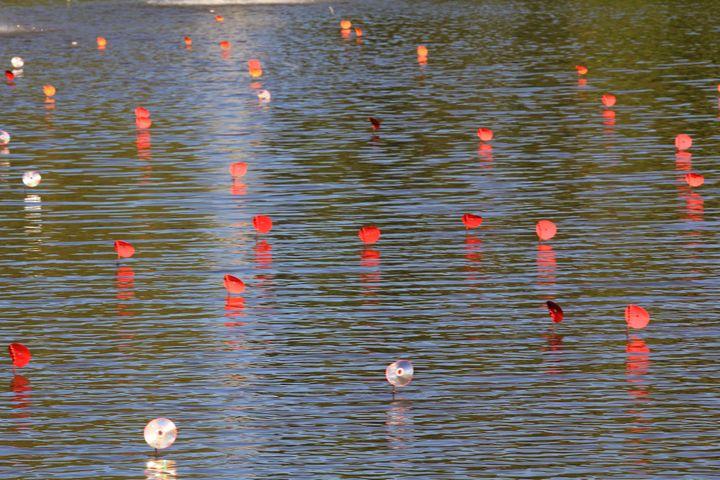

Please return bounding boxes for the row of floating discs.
[139,360,413,453]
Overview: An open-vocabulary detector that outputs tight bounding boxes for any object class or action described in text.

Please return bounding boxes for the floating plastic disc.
[386,359,414,388]
[144,418,177,450]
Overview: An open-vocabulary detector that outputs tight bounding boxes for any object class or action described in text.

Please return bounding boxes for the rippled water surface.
[1,0,719,478]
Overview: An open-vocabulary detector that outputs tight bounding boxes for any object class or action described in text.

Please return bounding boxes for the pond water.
[1,0,719,478]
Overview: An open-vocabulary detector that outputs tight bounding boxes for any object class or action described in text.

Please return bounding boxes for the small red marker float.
[368,117,381,131]
[417,45,428,57]
[96,36,107,49]
[114,240,135,259]
[545,301,564,324]
[684,172,704,187]
[462,213,483,229]
[223,274,245,294]
[43,84,56,100]
[601,94,616,107]
[477,128,493,142]
[183,36,192,47]
[354,27,363,37]
[675,133,692,151]
[136,117,152,129]
[535,219,557,241]
[575,65,588,75]
[229,162,247,178]
[8,343,31,371]
[215,15,224,23]
[220,41,231,51]
[340,19,352,30]
[5,70,14,81]
[252,215,273,234]
[248,59,262,78]
[358,225,381,245]
[625,305,650,330]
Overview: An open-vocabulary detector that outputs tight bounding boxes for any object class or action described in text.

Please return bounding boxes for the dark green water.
[0,0,718,478]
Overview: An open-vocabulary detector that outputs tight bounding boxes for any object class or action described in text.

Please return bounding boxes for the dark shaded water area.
[0,0,719,478]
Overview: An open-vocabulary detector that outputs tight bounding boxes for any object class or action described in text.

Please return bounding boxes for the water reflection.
[224,296,246,328]
[535,244,556,287]
[115,266,136,349]
[602,109,616,135]
[137,130,152,161]
[385,398,414,451]
[115,267,135,317]
[681,190,704,223]
[624,336,653,471]
[23,194,43,252]
[541,329,564,375]
[675,151,692,171]
[463,234,483,289]
[360,247,381,304]
[144,458,177,480]
[230,180,247,196]
[477,143,493,168]
[9,374,31,431]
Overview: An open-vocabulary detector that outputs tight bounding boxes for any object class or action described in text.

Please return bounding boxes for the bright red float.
[575,65,588,75]
[477,128,493,142]
[358,225,381,244]
[535,220,557,241]
[248,59,263,78]
[43,85,56,97]
[223,274,245,294]
[545,301,564,323]
[462,213,483,229]
[369,117,381,131]
[601,94,616,107]
[229,162,247,178]
[625,305,650,329]
[252,215,273,234]
[675,133,692,151]
[114,240,135,259]
[684,172,704,187]
[8,343,31,369]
